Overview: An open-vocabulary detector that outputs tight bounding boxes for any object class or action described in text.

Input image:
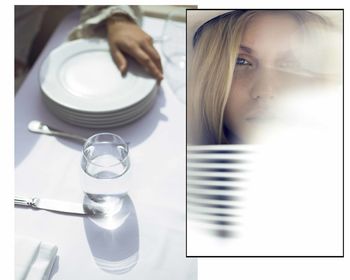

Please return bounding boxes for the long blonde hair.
[187,10,335,145]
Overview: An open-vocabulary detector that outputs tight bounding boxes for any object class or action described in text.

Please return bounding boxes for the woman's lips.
[246,112,275,122]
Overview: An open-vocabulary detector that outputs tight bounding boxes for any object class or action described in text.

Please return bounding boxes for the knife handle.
[15,196,39,207]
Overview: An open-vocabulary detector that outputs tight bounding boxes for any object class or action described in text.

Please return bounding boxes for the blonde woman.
[187,10,342,145]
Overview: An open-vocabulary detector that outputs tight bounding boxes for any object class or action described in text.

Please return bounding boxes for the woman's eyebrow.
[239,45,254,54]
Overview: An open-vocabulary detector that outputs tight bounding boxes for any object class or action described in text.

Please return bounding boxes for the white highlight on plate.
[59,50,134,98]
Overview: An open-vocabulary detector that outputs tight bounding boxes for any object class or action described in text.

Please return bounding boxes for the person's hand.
[106,14,163,82]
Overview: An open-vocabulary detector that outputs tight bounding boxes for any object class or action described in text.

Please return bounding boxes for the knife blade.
[15,195,86,215]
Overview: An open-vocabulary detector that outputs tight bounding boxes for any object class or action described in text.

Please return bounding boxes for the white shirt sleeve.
[68,5,141,40]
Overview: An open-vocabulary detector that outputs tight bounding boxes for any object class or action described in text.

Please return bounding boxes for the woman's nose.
[250,69,277,101]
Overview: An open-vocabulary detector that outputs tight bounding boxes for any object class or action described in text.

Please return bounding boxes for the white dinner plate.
[44,90,157,123]
[40,39,157,113]
[51,97,157,128]
[42,86,158,119]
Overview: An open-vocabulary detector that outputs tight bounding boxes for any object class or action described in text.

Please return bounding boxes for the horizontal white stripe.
[187,153,255,160]
[187,187,243,196]
[188,179,248,188]
[187,162,254,170]
[188,212,240,222]
[187,196,243,206]
[187,170,250,179]
[187,144,260,152]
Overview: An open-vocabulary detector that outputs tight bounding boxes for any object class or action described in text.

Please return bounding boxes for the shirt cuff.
[68,6,141,40]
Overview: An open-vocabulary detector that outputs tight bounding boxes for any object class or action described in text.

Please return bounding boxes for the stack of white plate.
[40,39,158,128]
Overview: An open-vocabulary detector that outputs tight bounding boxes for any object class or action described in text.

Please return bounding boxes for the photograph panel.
[187,9,343,257]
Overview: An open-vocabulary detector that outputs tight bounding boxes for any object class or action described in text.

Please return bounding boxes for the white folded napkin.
[15,235,58,280]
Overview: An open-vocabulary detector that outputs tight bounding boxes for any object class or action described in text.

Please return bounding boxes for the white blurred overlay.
[188,84,343,256]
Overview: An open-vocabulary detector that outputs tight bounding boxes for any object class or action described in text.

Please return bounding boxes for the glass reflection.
[84,195,139,274]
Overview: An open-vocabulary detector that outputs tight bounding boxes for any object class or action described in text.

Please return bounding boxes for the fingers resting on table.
[107,15,163,82]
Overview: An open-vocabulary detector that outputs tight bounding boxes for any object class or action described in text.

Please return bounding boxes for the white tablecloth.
[15,10,196,279]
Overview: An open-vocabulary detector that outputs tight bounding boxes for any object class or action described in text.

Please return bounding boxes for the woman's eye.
[236,57,252,66]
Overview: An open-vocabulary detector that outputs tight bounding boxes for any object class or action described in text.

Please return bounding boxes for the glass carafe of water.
[81,133,130,216]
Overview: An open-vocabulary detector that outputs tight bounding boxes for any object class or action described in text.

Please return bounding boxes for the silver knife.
[15,195,86,215]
